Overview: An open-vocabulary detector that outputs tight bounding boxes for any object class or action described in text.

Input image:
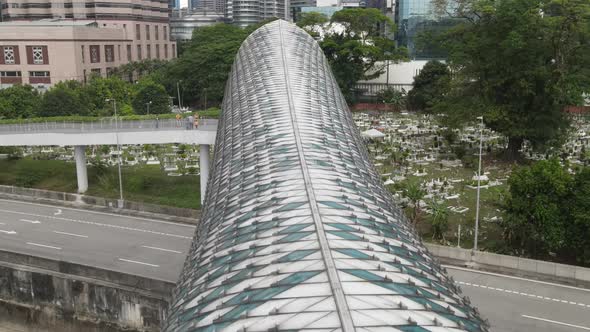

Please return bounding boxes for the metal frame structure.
[163,20,488,332]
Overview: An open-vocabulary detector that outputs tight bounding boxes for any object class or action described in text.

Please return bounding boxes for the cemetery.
[1,110,589,249]
[355,110,590,249]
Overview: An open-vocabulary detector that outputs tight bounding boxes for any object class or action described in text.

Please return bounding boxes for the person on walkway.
[175,114,182,128]
[187,114,194,130]
[194,113,199,129]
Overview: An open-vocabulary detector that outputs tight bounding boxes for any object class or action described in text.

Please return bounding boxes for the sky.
[180,0,189,7]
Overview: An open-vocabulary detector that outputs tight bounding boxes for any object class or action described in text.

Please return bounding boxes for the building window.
[4,46,15,64]
[156,44,160,59]
[32,46,44,64]
[146,25,150,40]
[91,68,101,76]
[127,45,132,62]
[30,71,50,77]
[90,45,100,63]
[29,71,50,83]
[172,44,176,58]
[136,24,141,40]
[105,45,114,62]
[0,71,21,77]
[106,67,113,77]
[137,45,142,60]
[81,45,85,63]
[164,26,167,40]
[26,46,47,65]
[147,45,151,59]
[117,45,121,61]
[164,44,168,58]
[155,26,159,40]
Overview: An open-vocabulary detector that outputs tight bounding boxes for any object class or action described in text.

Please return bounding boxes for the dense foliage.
[430,0,590,157]
[299,9,407,102]
[0,76,170,119]
[0,85,40,119]
[407,60,450,113]
[502,160,590,265]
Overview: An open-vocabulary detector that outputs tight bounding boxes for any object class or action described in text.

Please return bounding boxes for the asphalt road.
[0,198,195,282]
[0,198,588,331]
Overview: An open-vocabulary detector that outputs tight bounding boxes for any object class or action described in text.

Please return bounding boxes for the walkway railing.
[0,118,219,134]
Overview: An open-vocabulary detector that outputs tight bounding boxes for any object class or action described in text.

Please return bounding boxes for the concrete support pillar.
[199,144,210,205]
[74,145,88,194]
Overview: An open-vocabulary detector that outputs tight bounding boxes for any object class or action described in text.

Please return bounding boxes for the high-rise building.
[395,0,458,58]
[163,20,488,332]
[226,0,290,27]
[0,0,176,85]
[170,0,181,9]
[170,10,226,41]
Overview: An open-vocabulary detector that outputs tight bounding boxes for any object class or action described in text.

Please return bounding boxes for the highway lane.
[0,198,195,281]
[447,265,590,332]
[0,198,588,331]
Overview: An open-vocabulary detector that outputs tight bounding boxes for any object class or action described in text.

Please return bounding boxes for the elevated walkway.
[0,119,218,146]
[0,119,219,204]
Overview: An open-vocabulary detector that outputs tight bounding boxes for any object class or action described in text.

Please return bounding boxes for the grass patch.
[0,159,200,209]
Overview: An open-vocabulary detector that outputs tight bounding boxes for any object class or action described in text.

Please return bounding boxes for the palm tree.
[404,181,425,226]
[428,199,449,240]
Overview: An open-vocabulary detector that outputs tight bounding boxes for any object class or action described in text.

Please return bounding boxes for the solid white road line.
[0,208,192,239]
[53,230,88,238]
[522,315,590,330]
[0,229,16,235]
[26,242,61,250]
[118,258,159,267]
[444,264,590,292]
[0,198,195,228]
[141,245,182,254]
[19,219,40,224]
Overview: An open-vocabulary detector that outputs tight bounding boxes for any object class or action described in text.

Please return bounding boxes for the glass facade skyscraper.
[396,0,459,59]
[163,20,488,332]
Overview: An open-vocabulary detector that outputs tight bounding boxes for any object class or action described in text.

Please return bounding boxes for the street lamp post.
[177,81,182,111]
[146,101,152,115]
[473,116,484,252]
[106,98,124,208]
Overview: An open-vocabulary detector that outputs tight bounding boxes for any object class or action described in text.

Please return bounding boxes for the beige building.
[0,0,176,89]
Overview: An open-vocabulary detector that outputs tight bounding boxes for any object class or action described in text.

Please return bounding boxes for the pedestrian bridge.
[0,118,218,146]
[0,119,219,203]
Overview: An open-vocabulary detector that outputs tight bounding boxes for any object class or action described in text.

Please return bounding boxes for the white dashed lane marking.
[118,258,160,267]
[457,281,590,308]
[0,208,191,239]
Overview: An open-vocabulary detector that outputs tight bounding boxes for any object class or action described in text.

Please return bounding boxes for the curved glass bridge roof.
[163,20,489,332]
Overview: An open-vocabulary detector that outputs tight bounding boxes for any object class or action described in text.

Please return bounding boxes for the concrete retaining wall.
[0,250,175,332]
[0,185,200,223]
[426,243,590,287]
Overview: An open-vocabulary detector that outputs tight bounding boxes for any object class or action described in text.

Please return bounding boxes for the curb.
[0,192,198,226]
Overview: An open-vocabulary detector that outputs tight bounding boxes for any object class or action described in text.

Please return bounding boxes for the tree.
[376,87,407,111]
[319,8,407,102]
[427,199,449,240]
[111,59,169,82]
[502,159,572,258]
[297,12,329,38]
[39,81,92,117]
[0,84,41,119]
[435,0,590,158]
[403,181,426,226]
[407,60,450,112]
[84,76,132,115]
[167,24,247,107]
[563,168,590,265]
[131,79,170,114]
